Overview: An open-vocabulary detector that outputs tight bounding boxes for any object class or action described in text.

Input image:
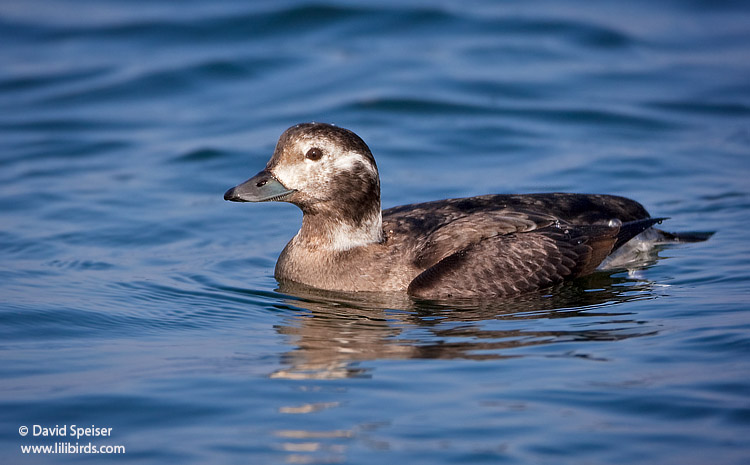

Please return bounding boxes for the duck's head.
[225,123,384,247]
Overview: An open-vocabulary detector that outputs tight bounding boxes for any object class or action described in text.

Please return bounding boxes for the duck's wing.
[406,218,661,300]
[408,210,559,269]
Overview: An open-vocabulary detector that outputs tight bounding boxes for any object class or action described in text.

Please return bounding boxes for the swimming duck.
[224,123,696,299]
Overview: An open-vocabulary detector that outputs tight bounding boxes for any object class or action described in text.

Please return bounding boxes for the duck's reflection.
[269,270,661,380]
[267,270,662,463]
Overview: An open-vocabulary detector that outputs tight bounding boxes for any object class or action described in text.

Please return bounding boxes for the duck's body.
[274,192,657,299]
[225,123,695,299]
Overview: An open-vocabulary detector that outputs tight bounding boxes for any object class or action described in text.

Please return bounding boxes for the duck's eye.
[305,148,323,161]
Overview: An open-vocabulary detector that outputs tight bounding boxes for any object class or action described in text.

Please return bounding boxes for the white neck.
[297,209,384,252]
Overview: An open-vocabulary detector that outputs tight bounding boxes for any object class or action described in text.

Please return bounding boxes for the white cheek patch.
[271,138,376,192]
[272,162,309,191]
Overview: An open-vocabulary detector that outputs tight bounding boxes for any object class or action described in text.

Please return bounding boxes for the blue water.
[2,0,750,463]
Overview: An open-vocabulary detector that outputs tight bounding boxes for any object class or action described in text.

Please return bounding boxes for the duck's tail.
[599,218,713,271]
[651,229,715,243]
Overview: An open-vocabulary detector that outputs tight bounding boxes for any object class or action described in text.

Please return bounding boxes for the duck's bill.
[224,170,296,202]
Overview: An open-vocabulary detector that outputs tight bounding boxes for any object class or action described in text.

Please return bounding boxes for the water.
[2,0,749,463]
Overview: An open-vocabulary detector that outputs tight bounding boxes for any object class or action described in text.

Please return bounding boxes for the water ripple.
[1,1,748,464]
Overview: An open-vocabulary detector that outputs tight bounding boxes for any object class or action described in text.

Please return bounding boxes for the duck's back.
[384,193,649,228]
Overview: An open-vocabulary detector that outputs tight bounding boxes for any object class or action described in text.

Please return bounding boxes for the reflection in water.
[268,271,663,462]
[270,270,661,380]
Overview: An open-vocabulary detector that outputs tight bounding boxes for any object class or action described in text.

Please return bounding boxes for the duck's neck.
[296,205,384,252]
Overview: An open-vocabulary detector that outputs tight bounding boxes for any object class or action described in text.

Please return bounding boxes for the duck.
[224,122,705,299]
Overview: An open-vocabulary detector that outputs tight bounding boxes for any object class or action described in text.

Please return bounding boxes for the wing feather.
[407,224,620,299]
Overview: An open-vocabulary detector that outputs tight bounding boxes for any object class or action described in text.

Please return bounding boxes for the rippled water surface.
[2,0,750,463]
